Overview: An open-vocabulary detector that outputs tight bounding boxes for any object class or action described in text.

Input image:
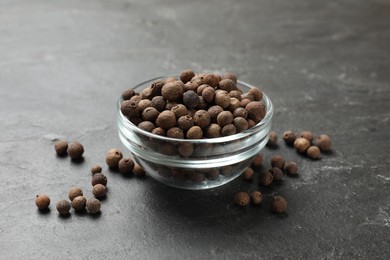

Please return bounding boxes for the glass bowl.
[117,76,273,190]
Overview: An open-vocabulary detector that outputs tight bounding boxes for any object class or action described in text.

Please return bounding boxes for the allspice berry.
[161,81,184,102]
[218,79,236,92]
[259,171,273,186]
[271,196,287,213]
[137,99,153,112]
[138,121,156,132]
[91,164,102,174]
[180,69,195,84]
[118,157,135,175]
[167,127,185,139]
[151,96,166,112]
[248,87,263,101]
[208,105,223,122]
[86,198,101,214]
[68,187,83,201]
[171,104,188,119]
[105,148,123,168]
[56,200,71,215]
[92,184,107,198]
[250,191,263,205]
[267,131,278,146]
[283,130,296,145]
[54,140,68,156]
[307,146,321,160]
[217,111,233,127]
[177,115,194,132]
[300,131,314,143]
[245,101,266,123]
[156,110,177,130]
[271,155,285,169]
[121,100,139,118]
[71,196,86,211]
[221,124,237,136]
[193,110,211,128]
[252,154,263,167]
[206,124,221,138]
[133,163,145,177]
[233,107,248,118]
[222,72,237,84]
[284,161,298,176]
[202,86,215,103]
[269,167,283,181]
[122,88,135,100]
[234,192,250,207]
[242,167,254,181]
[214,90,231,109]
[234,117,248,132]
[316,134,332,151]
[178,143,194,157]
[186,126,203,139]
[67,142,84,160]
[152,127,166,136]
[92,173,108,186]
[142,107,160,122]
[294,137,311,153]
[35,194,50,210]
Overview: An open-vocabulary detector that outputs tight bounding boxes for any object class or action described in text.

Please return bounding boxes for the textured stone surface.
[1,0,389,259]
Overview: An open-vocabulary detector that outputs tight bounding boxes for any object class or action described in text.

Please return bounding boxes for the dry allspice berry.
[35,194,50,210]
[91,164,102,174]
[300,131,314,143]
[118,157,135,175]
[259,171,273,186]
[67,141,84,160]
[271,196,287,213]
[250,191,263,205]
[54,140,68,156]
[133,163,145,177]
[252,154,263,167]
[92,184,107,198]
[234,192,250,207]
[316,134,332,151]
[71,196,86,211]
[307,146,321,159]
[284,161,298,176]
[267,131,278,146]
[242,167,254,181]
[56,199,71,215]
[105,148,123,168]
[271,155,285,169]
[283,131,296,145]
[269,167,283,181]
[92,173,108,186]
[294,137,311,153]
[68,187,83,201]
[86,198,101,214]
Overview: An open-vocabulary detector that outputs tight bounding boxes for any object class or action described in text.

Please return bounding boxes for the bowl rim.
[117,76,274,144]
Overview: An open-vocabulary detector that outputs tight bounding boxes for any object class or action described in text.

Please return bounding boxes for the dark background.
[1,0,389,259]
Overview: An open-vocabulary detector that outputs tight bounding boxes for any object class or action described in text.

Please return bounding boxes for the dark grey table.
[1,0,389,259]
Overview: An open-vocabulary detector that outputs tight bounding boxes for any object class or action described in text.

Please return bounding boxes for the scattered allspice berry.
[267,131,278,146]
[250,191,263,205]
[234,192,250,207]
[283,131,296,145]
[92,173,108,186]
[284,161,298,176]
[67,141,84,160]
[118,157,135,175]
[105,148,123,168]
[307,146,321,160]
[242,167,254,181]
[71,196,86,211]
[294,137,311,153]
[269,167,283,181]
[259,171,273,186]
[91,164,102,174]
[316,134,332,151]
[56,200,71,215]
[133,163,145,177]
[92,184,107,198]
[86,198,101,214]
[271,155,285,169]
[271,196,287,213]
[35,194,50,210]
[54,140,68,156]
[68,187,83,201]
[252,154,263,167]
[300,131,314,143]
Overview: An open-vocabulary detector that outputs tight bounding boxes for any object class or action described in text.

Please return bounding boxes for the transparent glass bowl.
[117,77,273,190]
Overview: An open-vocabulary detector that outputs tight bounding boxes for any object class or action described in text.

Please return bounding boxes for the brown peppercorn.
[165,101,178,110]
[203,74,220,88]
[221,124,237,136]
[56,200,71,215]
[150,80,165,96]
[129,116,142,126]
[307,146,321,160]
[242,167,254,181]
[35,194,50,210]
[183,90,200,109]
[217,111,233,127]
[180,69,195,83]
[241,93,254,102]
[67,141,84,160]
[54,140,68,156]
[184,81,199,92]
[271,155,285,169]
[272,196,287,213]
[220,165,233,176]
[222,72,237,84]
[218,79,236,92]
[196,96,208,110]
[294,137,311,153]
[267,131,278,146]
[228,98,240,112]
[196,84,208,95]
[129,95,142,104]
[188,172,205,183]
[247,119,256,128]
[92,173,108,186]
[259,171,273,186]
[151,96,166,112]
[161,81,184,101]
[105,148,123,168]
[178,143,194,157]
[118,157,135,174]
[202,86,215,103]
[177,115,194,132]
[91,164,102,174]
[245,101,266,123]
[269,167,283,181]
[208,105,223,122]
[193,110,211,128]
[138,121,156,132]
[229,90,242,100]
[214,90,231,109]
[159,143,177,155]
[142,107,160,122]
[141,86,155,100]
[248,87,263,101]
[121,100,139,118]
[206,123,221,138]
[152,127,166,136]
[92,184,107,198]
[284,161,298,176]
[137,99,153,112]
[252,154,263,167]
[167,127,184,139]
[122,88,136,100]
[86,198,101,214]
[316,134,332,151]
[250,191,263,205]
[240,98,252,108]
[165,76,177,83]
[206,168,220,180]
[133,163,145,177]
[233,107,248,119]
[156,110,176,130]
[283,130,296,145]
[71,196,86,211]
[186,126,203,139]
[171,104,188,119]
[300,131,314,143]
[233,117,248,132]
[68,187,83,201]
[234,192,250,207]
